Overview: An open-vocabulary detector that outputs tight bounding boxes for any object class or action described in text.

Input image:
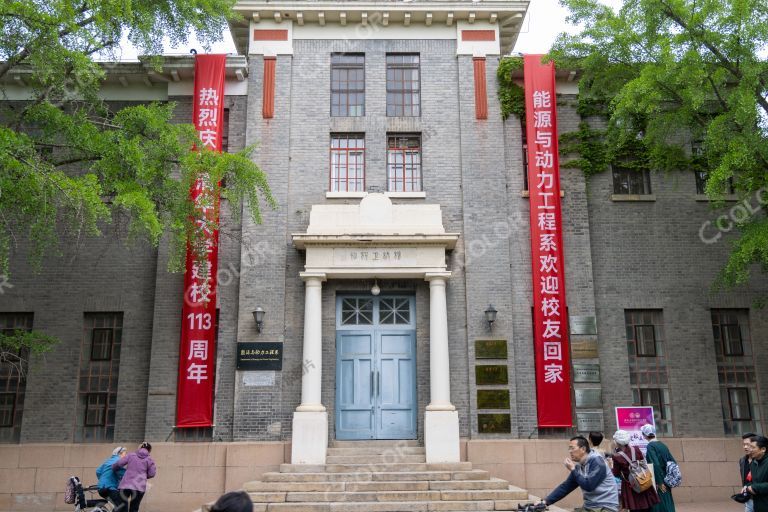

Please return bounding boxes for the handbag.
[664,460,682,488]
[731,492,752,504]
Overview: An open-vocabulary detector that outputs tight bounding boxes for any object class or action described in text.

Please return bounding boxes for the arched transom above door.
[292,194,459,279]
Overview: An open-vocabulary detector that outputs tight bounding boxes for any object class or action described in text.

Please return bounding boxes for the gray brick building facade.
[2,1,767,450]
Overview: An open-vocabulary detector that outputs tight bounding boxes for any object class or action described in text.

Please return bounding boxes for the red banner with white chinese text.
[524,55,573,427]
[176,54,226,428]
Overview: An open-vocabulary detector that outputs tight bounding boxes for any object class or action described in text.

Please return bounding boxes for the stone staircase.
[200,441,569,512]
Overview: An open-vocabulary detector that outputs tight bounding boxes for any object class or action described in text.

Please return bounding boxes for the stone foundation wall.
[467,438,743,509]
[0,439,742,511]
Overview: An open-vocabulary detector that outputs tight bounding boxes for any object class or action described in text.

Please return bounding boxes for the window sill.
[520,190,565,198]
[385,192,426,199]
[326,191,427,199]
[611,194,656,202]
[695,194,739,202]
[326,192,367,199]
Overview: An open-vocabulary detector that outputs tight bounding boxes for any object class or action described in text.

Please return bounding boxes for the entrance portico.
[291,194,460,464]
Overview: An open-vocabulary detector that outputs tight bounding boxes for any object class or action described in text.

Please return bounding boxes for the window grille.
[75,313,122,442]
[331,54,365,117]
[386,54,420,117]
[612,165,652,195]
[625,310,673,435]
[330,134,365,192]
[387,134,422,192]
[0,313,33,443]
[712,309,762,435]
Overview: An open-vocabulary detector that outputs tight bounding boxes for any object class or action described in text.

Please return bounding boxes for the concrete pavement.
[677,501,743,511]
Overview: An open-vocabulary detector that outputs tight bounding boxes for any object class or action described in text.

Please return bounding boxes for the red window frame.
[329,134,366,192]
[387,134,422,192]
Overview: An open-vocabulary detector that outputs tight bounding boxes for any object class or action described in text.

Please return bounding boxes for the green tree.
[0,1,275,358]
[550,0,768,290]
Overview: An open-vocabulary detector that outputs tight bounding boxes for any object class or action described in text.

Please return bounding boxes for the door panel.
[336,331,375,440]
[335,297,416,440]
[377,331,416,439]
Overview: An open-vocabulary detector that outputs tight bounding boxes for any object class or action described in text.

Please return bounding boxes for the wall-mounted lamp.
[484,304,498,329]
[371,279,381,296]
[252,307,265,333]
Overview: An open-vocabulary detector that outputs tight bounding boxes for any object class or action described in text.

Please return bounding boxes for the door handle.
[376,370,381,398]
[370,370,375,399]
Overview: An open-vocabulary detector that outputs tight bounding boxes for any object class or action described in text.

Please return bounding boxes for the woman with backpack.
[611,429,660,512]
[641,424,677,512]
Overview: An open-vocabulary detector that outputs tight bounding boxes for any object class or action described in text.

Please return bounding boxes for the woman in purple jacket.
[112,442,157,512]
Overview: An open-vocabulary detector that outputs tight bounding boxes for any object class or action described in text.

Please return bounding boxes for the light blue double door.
[335,296,417,440]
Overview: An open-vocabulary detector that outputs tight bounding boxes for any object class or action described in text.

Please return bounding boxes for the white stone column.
[424,272,460,463]
[292,272,327,464]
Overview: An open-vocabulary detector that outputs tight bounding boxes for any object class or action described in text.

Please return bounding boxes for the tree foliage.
[550,0,768,290]
[0,1,275,357]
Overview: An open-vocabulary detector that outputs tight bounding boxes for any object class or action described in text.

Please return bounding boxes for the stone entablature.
[231,1,528,55]
[293,194,459,279]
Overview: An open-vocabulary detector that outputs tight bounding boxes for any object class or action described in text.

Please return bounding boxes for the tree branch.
[53,156,101,168]
[0,7,96,81]
[706,75,729,111]
[658,0,768,116]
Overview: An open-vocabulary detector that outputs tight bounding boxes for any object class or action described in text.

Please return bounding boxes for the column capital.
[300,272,327,283]
[425,271,451,282]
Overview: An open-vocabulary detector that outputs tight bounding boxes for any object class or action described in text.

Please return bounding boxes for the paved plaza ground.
[677,501,742,512]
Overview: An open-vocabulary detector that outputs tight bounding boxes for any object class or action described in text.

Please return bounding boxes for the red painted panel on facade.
[263,57,276,119]
[473,58,488,120]
[253,29,289,41]
[461,30,496,41]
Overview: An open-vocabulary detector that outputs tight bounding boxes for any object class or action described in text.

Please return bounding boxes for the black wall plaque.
[477,389,510,409]
[478,414,511,433]
[475,365,508,385]
[237,342,283,371]
[475,339,508,359]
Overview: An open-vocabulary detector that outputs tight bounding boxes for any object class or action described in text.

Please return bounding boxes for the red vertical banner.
[523,54,573,427]
[176,54,226,428]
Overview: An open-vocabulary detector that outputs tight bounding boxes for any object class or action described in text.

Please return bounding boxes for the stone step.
[449,470,490,481]
[369,470,490,482]
[263,472,374,483]
[331,440,421,448]
[344,481,430,492]
[428,478,509,491]
[262,469,489,483]
[326,454,426,464]
[266,502,429,512]
[427,501,495,511]
[247,488,529,505]
[438,489,529,501]
[280,462,473,473]
[327,447,426,456]
[260,502,538,512]
[282,491,443,503]
[244,481,346,492]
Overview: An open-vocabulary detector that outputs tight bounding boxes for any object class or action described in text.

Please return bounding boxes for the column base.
[425,409,460,463]
[291,411,328,464]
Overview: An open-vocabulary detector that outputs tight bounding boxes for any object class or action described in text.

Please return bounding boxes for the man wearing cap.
[541,435,620,512]
[642,424,677,512]
[96,446,127,504]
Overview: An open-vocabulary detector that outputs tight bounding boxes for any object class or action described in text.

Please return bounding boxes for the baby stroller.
[65,476,115,512]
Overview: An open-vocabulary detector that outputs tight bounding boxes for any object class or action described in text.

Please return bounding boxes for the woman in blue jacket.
[96,446,127,503]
